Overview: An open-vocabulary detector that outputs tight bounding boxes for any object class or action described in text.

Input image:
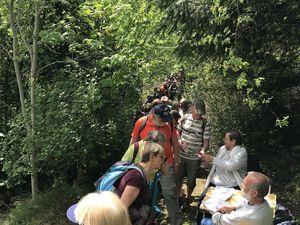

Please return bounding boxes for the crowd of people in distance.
[66,73,274,225]
[145,69,186,103]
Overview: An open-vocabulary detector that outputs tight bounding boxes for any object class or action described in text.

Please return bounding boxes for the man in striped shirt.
[176,99,211,209]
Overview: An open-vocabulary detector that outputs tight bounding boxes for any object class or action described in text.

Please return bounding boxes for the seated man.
[200,131,247,189]
[211,171,273,225]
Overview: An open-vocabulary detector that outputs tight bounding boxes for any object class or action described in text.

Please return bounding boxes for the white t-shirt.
[212,199,273,225]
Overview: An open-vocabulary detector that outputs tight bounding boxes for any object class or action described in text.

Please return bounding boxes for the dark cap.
[193,99,206,115]
[153,104,173,122]
[170,110,181,120]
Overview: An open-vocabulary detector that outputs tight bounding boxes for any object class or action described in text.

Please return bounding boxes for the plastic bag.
[273,204,296,225]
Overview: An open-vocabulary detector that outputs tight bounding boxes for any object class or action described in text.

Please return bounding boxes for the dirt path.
[158,178,206,225]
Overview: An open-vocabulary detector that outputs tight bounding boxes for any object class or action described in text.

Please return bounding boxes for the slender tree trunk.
[30,0,41,200]
[7,0,42,199]
[8,0,26,119]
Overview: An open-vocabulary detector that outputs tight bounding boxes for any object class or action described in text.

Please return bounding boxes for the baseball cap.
[193,99,206,115]
[161,96,169,102]
[153,104,173,122]
[66,203,78,224]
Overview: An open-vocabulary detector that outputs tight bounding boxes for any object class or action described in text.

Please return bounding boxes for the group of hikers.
[67,92,274,225]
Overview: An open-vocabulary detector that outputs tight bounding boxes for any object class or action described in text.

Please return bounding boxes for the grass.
[0,185,87,225]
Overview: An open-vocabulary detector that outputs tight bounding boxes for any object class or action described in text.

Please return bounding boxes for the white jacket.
[205,145,248,188]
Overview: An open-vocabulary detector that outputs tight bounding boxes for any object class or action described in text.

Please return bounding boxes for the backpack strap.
[134,164,147,183]
[106,164,145,192]
[119,165,146,185]
[138,115,148,140]
[181,114,189,125]
[201,117,207,141]
[131,141,140,164]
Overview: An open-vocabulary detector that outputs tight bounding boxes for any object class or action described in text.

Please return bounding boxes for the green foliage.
[275,116,289,128]
[157,0,300,110]
[0,0,299,219]
[0,0,179,190]
[183,63,254,152]
[1,185,86,225]
[157,1,300,215]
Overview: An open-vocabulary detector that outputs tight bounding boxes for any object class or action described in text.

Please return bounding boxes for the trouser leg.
[175,157,186,197]
[185,159,201,199]
[160,166,183,225]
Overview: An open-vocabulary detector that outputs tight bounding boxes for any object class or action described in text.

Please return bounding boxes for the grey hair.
[248,172,270,198]
[145,130,165,146]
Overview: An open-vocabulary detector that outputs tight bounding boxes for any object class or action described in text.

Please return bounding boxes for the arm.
[212,200,248,225]
[199,146,223,167]
[172,130,180,164]
[120,185,141,208]
[177,130,188,152]
[129,118,143,146]
[129,137,138,146]
[176,117,188,152]
[201,138,210,154]
[213,147,247,171]
[212,208,241,225]
[201,119,211,154]
[216,205,236,214]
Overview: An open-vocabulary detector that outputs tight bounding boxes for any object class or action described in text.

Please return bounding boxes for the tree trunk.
[8,0,26,121]
[30,0,41,200]
[7,0,42,200]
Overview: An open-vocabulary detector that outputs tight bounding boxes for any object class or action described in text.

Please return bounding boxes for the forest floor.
[0,178,299,225]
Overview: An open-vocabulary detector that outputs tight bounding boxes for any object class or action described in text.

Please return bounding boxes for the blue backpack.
[95,163,144,192]
[93,142,161,224]
[94,142,141,192]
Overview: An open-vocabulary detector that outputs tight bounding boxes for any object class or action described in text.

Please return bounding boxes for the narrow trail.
[158,178,207,225]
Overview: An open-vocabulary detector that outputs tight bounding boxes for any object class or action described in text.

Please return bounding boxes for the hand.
[179,140,188,152]
[200,153,214,163]
[161,162,170,175]
[197,151,204,159]
[216,205,236,214]
[174,163,180,175]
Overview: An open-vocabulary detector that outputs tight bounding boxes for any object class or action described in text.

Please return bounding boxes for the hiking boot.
[178,196,184,211]
[178,197,190,211]
[182,197,190,210]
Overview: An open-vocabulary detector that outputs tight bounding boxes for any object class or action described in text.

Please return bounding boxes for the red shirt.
[131,114,176,165]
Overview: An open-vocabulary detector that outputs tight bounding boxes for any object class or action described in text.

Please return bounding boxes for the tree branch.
[0,44,13,60]
[16,16,32,60]
[37,60,72,73]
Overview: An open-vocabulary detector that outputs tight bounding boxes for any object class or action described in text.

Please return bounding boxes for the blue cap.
[66,203,78,224]
[153,104,172,122]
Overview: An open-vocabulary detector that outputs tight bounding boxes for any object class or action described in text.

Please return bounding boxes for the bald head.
[246,172,270,198]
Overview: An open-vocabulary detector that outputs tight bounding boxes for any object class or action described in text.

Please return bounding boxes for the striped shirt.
[177,114,211,160]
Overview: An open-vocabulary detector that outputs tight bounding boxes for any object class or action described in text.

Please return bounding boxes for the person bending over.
[116,142,164,225]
